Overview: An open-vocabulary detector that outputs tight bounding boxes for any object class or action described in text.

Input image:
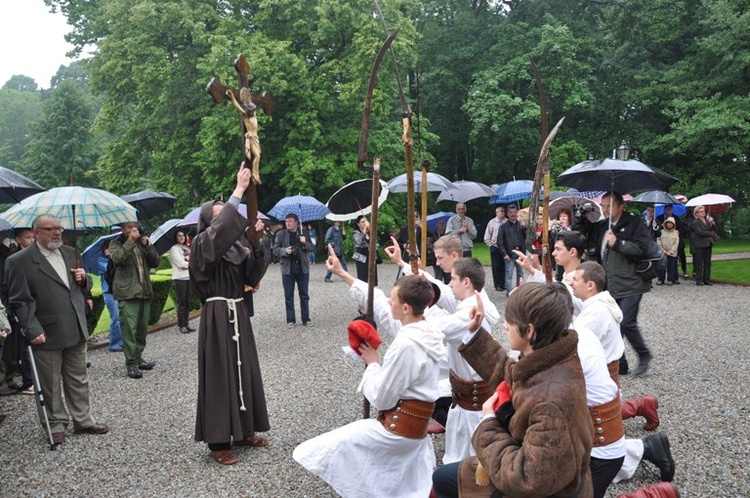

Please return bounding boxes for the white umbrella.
[685,193,735,207]
[436,180,494,203]
[386,172,457,193]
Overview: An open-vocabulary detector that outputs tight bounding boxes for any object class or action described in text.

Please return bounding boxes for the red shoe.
[427,421,445,434]
[617,482,680,498]
[621,396,659,430]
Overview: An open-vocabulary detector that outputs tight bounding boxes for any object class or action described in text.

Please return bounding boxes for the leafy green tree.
[0,88,42,168]
[3,75,39,92]
[19,80,98,188]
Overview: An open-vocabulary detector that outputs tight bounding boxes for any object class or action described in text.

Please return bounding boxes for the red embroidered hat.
[347,317,382,354]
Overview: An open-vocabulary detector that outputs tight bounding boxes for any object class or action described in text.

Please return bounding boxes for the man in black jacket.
[573,191,653,376]
[496,205,526,295]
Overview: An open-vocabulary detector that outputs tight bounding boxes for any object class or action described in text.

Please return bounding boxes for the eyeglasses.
[36,226,65,233]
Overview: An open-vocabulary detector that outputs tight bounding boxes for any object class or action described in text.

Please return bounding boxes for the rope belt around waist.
[589,392,624,447]
[607,360,620,388]
[377,399,436,439]
[449,370,492,411]
[205,296,247,412]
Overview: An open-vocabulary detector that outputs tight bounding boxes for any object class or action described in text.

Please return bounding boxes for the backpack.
[635,239,666,282]
[104,258,117,290]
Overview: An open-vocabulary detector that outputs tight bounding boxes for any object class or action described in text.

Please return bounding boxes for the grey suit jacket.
[272,229,311,275]
[5,244,89,350]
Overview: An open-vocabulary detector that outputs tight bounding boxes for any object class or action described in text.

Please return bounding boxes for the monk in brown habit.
[189,162,270,465]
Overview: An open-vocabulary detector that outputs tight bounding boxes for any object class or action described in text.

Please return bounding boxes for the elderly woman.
[169,230,194,333]
[432,283,593,497]
[688,205,716,286]
[189,162,270,465]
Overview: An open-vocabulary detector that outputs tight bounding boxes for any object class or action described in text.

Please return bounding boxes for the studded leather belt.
[449,370,492,411]
[607,360,620,387]
[377,399,435,439]
[588,393,624,447]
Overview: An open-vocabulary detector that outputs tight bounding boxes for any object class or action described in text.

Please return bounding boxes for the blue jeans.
[504,254,523,294]
[103,292,123,350]
[282,261,310,324]
[324,253,348,280]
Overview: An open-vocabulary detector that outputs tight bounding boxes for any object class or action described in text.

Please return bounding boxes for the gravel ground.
[1,262,748,497]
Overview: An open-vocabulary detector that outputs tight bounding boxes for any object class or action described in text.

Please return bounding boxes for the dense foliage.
[0,0,746,233]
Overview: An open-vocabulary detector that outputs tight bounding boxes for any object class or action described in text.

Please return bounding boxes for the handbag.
[352,251,367,264]
[635,239,665,282]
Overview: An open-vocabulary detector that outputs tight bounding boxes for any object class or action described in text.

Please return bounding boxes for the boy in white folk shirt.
[293,266,445,498]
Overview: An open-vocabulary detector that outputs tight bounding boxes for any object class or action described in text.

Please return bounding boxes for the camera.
[575,203,594,217]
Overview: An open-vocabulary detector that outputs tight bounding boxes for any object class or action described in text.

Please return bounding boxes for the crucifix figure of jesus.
[226,87,262,184]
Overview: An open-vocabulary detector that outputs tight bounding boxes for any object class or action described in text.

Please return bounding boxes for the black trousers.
[432,462,502,498]
[431,396,452,427]
[173,279,191,328]
[591,456,625,498]
[489,246,505,290]
[693,245,712,284]
[616,294,650,369]
[677,238,687,275]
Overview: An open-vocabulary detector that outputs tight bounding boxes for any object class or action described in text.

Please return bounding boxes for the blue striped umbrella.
[489,180,534,204]
[268,195,331,222]
[1,186,138,229]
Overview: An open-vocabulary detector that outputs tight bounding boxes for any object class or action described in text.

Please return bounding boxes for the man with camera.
[273,213,312,327]
[110,222,160,379]
[573,191,653,377]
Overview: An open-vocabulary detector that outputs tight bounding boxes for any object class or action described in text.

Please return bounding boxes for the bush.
[149,274,174,325]
[724,207,750,239]
[86,290,105,336]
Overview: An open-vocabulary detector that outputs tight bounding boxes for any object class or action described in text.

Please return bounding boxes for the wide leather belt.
[589,393,624,447]
[607,360,620,387]
[450,370,492,411]
[377,399,435,439]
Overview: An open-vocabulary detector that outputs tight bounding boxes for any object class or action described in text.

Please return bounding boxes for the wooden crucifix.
[207,55,274,245]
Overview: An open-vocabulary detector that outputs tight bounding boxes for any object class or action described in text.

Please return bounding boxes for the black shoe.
[696,281,704,286]
[127,367,143,379]
[656,281,664,286]
[619,362,629,376]
[86,361,92,368]
[0,413,6,424]
[138,361,155,370]
[704,281,712,286]
[186,324,197,331]
[642,432,675,482]
[179,327,191,334]
[634,355,651,377]
[672,280,680,285]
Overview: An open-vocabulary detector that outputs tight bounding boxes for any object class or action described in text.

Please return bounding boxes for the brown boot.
[621,396,659,430]
[617,482,680,498]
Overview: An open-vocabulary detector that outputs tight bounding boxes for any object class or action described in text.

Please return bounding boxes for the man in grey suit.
[273,213,312,327]
[5,215,109,445]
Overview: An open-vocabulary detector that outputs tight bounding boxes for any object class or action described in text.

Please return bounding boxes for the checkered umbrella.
[489,180,534,204]
[268,195,331,222]
[1,186,138,229]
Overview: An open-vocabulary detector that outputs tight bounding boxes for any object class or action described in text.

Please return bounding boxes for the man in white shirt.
[483,206,506,291]
[446,203,477,257]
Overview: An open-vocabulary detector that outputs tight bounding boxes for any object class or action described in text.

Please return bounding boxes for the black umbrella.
[325,179,388,222]
[631,190,682,205]
[150,218,189,255]
[0,166,45,204]
[121,190,177,221]
[557,158,679,194]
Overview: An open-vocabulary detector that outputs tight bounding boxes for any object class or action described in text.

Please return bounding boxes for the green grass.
[690,260,750,284]
[712,238,750,254]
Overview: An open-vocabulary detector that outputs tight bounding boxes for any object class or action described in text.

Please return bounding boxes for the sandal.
[212,450,238,465]
[235,435,268,447]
